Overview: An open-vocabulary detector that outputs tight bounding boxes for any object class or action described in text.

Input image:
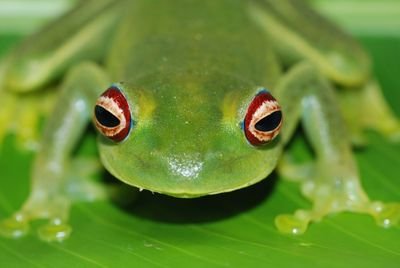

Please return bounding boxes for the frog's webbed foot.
[0,157,105,242]
[0,194,72,242]
[0,160,73,242]
[276,159,400,234]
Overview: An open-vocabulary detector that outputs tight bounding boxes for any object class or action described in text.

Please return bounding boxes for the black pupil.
[254,111,282,132]
[95,105,120,128]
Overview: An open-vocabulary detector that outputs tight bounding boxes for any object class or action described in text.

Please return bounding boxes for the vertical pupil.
[95,105,120,127]
[254,111,282,132]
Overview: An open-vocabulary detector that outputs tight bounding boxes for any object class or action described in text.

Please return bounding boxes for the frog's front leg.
[274,62,400,234]
[0,0,120,150]
[0,59,54,149]
[0,63,109,242]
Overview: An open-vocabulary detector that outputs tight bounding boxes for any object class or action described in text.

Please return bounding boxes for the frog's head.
[93,73,283,197]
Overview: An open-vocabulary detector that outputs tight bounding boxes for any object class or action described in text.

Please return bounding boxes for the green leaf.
[1,11,400,268]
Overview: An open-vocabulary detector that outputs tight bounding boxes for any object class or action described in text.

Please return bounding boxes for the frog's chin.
[156,176,271,198]
[100,152,279,198]
[111,170,275,199]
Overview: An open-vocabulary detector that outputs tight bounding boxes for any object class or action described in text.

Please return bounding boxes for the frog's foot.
[0,195,72,242]
[275,199,400,235]
[0,157,105,242]
[0,213,72,242]
[276,161,400,234]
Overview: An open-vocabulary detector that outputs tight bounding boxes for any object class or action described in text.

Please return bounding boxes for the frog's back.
[108,0,278,87]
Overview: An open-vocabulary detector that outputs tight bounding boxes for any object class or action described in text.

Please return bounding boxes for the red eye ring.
[243,89,283,146]
[94,86,132,142]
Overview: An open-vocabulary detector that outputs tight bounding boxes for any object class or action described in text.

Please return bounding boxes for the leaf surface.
[0,6,399,268]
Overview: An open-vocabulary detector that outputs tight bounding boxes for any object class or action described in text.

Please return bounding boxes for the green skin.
[0,0,399,241]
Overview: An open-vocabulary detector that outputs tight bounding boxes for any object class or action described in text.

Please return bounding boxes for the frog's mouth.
[99,142,281,198]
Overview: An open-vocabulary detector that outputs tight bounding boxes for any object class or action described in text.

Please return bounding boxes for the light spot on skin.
[167,154,204,179]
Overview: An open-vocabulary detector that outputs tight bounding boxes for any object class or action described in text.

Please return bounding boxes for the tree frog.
[0,0,399,242]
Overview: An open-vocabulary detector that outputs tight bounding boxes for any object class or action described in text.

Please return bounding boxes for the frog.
[0,0,399,242]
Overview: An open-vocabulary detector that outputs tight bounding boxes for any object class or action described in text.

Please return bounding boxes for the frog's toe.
[370,201,400,228]
[0,213,72,242]
[274,176,400,234]
[0,213,30,239]
[0,192,72,241]
[37,218,72,242]
[275,210,311,235]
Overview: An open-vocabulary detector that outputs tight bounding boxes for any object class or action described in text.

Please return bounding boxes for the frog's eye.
[243,90,283,146]
[93,86,132,142]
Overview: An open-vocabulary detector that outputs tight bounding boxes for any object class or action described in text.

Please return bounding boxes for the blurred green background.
[1,0,400,35]
[0,1,399,267]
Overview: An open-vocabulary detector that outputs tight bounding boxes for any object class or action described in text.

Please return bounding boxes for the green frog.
[0,0,399,242]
